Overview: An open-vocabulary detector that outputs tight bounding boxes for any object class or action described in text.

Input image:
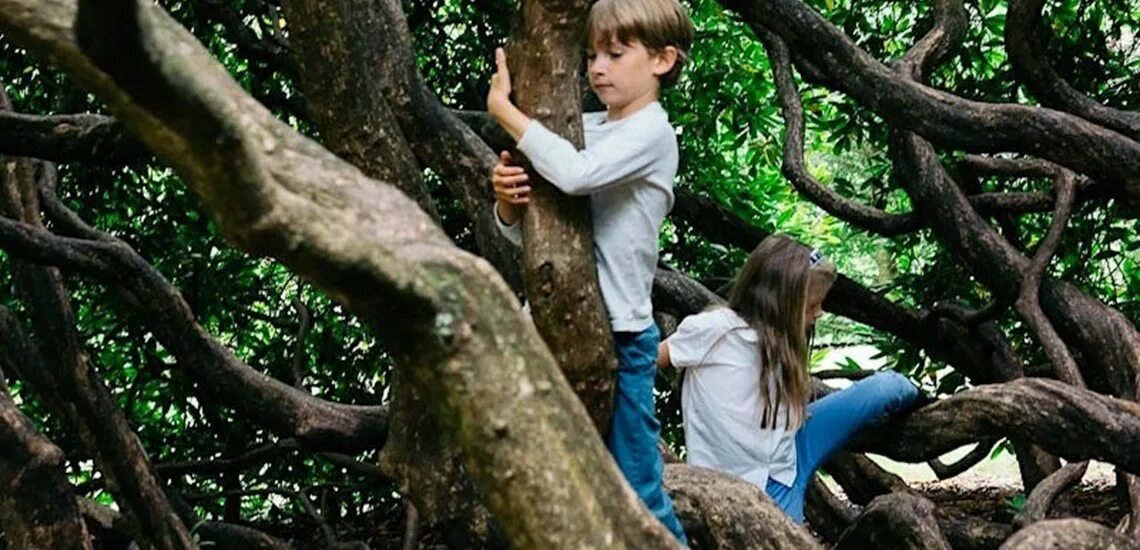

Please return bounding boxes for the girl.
[658,234,920,523]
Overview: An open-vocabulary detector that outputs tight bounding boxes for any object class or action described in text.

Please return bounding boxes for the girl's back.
[668,307,797,489]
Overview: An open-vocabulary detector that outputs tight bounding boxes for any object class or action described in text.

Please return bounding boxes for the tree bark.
[508,0,617,431]
[280,0,440,222]
[999,518,1140,550]
[835,493,953,550]
[0,381,94,549]
[663,464,822,549]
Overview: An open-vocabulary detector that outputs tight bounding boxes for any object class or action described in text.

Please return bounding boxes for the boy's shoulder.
[583,103,675,142]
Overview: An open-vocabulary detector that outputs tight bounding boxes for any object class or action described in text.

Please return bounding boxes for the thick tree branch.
[835,493,952,550]
[851,378,1140,474]
[506,0,619,432]
[664,464,823,549]
[370,0,522,291]
[0,111,148,164]
[280,0,441,221]
[1006,0,1140,143]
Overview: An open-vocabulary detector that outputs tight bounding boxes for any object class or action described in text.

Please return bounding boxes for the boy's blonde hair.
[586,0,695,88]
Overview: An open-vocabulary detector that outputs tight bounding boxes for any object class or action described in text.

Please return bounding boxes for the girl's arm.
[657,341,673,369]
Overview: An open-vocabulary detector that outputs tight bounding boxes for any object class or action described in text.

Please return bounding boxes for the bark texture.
[508,0,618,431]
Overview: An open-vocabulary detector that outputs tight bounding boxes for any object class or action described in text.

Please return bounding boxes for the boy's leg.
[607,325,689,544]
[768,371,920,522]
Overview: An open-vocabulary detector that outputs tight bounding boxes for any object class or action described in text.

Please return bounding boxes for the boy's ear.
[652,45,679,77]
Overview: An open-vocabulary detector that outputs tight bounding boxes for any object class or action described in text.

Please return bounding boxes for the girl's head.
[727,235,837,429]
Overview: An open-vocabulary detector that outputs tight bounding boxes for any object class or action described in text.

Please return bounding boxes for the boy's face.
[587,38,676,118]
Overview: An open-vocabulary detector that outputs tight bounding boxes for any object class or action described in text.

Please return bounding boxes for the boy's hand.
[487,48,513,117]
[492,150,530,224]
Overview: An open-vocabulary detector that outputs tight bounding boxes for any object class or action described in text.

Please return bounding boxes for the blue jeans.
[607,325,688,544]
[765,371,920,523]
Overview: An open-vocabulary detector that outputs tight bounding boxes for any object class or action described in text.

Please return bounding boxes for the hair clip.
[809,248,823,267]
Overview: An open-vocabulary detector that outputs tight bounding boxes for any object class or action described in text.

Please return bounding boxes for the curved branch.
[928,439,999,480]
[1012,460,1088,529]
[1015,167,1082,386]
[805,477,858,544]
[850,378,1140,474]
[718,0,1140,204]
[823,451,912,506]
[1006,0,1140,143]
[758,26,917,237]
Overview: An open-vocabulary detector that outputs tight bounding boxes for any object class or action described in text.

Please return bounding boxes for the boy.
[486,0,693,543]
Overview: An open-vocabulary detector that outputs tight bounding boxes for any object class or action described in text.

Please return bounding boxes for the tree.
[0,0,1138,548]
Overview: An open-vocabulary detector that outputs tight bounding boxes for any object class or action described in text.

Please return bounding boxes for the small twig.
[158,439,300,477]
[291,296,311,389]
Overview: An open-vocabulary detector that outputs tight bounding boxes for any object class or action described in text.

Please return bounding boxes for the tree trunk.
[508,0,618,432]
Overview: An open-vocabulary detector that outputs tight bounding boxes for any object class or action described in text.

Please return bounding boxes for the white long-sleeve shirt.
[666,308,798,489]
[496,102,676,332]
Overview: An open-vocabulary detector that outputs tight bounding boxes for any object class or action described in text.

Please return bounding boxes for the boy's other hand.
[492,150,530,224]
[487,48,513,117]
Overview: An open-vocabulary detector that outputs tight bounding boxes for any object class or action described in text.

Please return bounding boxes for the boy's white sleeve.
[494,208,523,247]
[516,120,666,196]
[666,313,721,369]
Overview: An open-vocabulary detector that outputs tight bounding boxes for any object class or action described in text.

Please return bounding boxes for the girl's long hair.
[727,235,836,429]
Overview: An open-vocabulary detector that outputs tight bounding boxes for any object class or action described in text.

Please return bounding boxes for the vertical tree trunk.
[281,0,439,222]
[508,0,618,432]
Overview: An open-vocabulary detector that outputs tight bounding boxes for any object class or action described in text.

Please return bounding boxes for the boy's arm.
[517,121,668,196]
[486,48,668,196]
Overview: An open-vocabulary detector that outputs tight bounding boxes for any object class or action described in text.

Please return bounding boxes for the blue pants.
[765,371,920,523]
[607,325,688,544]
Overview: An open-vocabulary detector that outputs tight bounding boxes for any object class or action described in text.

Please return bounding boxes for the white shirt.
[496,102,676,332]
[666,307,798,488]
